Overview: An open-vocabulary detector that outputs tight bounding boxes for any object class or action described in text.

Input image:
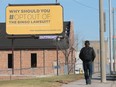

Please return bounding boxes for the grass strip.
[0,74,83,87]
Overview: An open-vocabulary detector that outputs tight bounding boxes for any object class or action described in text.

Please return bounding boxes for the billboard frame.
[6,4,64,35]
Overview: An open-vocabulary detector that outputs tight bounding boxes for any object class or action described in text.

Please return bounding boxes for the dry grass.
[0,74,83,87]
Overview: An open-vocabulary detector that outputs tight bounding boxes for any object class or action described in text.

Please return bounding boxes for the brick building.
[0,21,75,76]
[90,40,109,73]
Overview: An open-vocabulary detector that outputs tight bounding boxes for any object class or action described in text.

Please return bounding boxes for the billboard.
[6,5,63,35]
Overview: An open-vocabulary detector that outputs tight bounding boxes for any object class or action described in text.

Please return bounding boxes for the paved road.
[61,74,116,87]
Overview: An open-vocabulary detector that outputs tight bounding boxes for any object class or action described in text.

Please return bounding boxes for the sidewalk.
[61,74,116,87]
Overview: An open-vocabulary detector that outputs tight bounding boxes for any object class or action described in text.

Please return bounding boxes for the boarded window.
[8,54,13,68]
[31,53,37,68]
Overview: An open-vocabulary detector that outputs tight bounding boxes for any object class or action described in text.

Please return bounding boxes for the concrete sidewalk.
[61,74,116,87]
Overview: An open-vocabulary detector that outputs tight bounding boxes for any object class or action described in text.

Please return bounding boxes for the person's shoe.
[86,81,88,85]
[86,83,89,85]
[88,81,91,85]
[88,77,91,84]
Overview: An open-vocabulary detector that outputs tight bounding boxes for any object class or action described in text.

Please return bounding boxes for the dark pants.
[83,61,93,84]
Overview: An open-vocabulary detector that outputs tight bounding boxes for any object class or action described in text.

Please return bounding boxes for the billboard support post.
[12,38,14,75]
[56,37,59,76]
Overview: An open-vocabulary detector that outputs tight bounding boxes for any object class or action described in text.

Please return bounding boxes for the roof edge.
[8,3,60,6]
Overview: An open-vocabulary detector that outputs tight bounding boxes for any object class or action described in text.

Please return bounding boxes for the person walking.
[79,40,96,85]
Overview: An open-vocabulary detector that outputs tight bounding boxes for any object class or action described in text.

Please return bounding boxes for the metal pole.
[99,0,106,82]
[97,50,100,72]
[113,8,116,71]
[20,50,22,75]
[56,0,57,3]
[98,50,100,72]
[43,49,45,75]
[56,38,59,76]
[109,0,113,73]
[12,38,14,74]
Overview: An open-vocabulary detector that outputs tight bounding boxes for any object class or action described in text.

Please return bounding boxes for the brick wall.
[0,49,75,76]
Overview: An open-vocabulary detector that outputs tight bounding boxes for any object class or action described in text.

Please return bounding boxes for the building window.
[31,53,37,68]
[8,54,13,68]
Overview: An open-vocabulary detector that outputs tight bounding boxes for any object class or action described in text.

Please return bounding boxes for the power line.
[72,0,99,11]
[71,0,110,15]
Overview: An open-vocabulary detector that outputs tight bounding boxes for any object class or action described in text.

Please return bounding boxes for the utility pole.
[99,0,106,82]
[109,0,113,74]
[113,8,116,72]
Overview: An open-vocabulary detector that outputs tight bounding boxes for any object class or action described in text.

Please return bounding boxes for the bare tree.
[54,22,84,75]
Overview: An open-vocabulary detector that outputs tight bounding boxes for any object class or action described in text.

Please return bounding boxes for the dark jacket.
[79,47,96,62]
